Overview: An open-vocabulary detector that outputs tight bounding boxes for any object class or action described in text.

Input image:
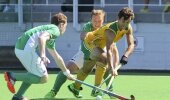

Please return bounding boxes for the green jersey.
[15,24,60,50]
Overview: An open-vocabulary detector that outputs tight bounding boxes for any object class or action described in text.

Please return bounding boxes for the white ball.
[96,95,102,100]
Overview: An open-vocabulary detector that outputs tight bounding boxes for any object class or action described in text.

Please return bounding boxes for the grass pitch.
[1,71,170,100]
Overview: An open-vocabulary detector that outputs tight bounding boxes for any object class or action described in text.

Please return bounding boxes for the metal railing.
[0,0,167,30]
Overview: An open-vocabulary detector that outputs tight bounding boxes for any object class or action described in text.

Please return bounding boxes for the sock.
[74,69,88,90]
[52,71,67,93]
[95,63,106,86]
[74,60,96,90]
[103,70,113,90]
[12,72,41,84]
[15,82,31,98]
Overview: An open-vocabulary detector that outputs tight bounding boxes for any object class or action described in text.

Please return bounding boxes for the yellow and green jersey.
[84,21,131,50]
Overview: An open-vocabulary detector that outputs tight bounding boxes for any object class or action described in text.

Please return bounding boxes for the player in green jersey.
[4,12,75,100]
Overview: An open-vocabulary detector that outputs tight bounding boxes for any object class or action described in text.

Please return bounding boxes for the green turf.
[1,72,170,100]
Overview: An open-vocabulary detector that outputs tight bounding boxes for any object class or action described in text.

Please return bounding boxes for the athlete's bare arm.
[38,32,51,65]
[105,29,119,76]
[124,25,135,58]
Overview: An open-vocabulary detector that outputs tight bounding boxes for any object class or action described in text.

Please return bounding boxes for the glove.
[120,55,128,65]
[63,69,75,80]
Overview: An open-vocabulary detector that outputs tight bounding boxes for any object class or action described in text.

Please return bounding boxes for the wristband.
[63,69,70,76]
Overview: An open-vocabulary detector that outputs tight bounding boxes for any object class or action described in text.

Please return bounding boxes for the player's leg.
[103,69,116,99]
[12,82,31,100]
[163,0,170,12]
[45,62,79,98]
[68,42,96,98]
[90,47,107,97]
[102,47,114,93]
[4,48,48,99]
[45,49,84,98]
[103,69,113,90]
[12,49,48,84]
[140,0,150,13]
[68,59,96,98]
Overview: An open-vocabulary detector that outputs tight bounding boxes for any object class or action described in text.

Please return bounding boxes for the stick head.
[130,95,135,100]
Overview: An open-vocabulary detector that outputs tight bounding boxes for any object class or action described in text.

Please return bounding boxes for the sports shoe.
[12,95,28,100]
[163,3,170,13]
[140,8,149,13]
[4,72,16,93]
[44,90,56,98]
[91,89,103,97]
[67,83,83,98]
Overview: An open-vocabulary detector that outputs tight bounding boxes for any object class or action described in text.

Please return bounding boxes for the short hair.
[118,7,134,20]
[51,12,67,26]
[91,9,105,18]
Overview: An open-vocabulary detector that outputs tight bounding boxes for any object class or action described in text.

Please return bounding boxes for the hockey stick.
[101,63,122,88]
[74,78,135,100]
[102,63,122,96]
[99,74,112,88]
[102,63,123,91]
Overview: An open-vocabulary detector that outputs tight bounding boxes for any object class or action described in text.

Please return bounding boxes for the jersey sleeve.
[46,39,56,49]
[46,27,60,39]
[46,26,60,49]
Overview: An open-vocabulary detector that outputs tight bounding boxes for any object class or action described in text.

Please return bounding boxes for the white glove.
[63,69,75,80]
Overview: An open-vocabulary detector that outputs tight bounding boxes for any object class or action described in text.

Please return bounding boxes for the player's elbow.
[131,44,135,50]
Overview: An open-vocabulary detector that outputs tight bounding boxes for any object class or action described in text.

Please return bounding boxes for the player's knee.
[40,75,48,83]
[67,62,79,74]
[82,68,91,74]
[79,69,89,76]
[96,61,107,68]
[98,54,107,64]
[82,60,95,73]
[90,47,104,60]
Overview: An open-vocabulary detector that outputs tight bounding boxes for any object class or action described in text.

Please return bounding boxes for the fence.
[0,0,169,30]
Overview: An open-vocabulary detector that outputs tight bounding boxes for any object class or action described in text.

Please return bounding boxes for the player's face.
[119,17,132,28]
[59,22,67,35]
[91,15,104,30]
[124,17,132,25]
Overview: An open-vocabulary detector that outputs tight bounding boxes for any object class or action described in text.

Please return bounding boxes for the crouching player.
[4,12,75,100]
[68,7,135,98]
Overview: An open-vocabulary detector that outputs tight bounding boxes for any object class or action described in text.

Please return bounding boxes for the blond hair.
[91,9,105,18]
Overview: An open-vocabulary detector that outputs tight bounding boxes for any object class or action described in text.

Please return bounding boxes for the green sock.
[12,72,41,84]
[52,71,67,93]
[15,82,31,98]
[103,71,113,90]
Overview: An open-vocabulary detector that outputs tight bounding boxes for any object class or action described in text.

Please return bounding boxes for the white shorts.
[69,49,84,69]
[69,47,107,69]
[15,48,48,77]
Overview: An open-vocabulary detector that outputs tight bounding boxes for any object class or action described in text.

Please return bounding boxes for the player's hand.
[63,70,76,80]
[111,69,118,77]
[40,56,50,66]
[120,55,128,65]
[80,33,87,40]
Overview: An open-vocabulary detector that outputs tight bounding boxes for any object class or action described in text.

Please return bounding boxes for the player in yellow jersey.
[68,7,135,98]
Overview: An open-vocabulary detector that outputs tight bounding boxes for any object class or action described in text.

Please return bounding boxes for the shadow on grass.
[30,98,94,100]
